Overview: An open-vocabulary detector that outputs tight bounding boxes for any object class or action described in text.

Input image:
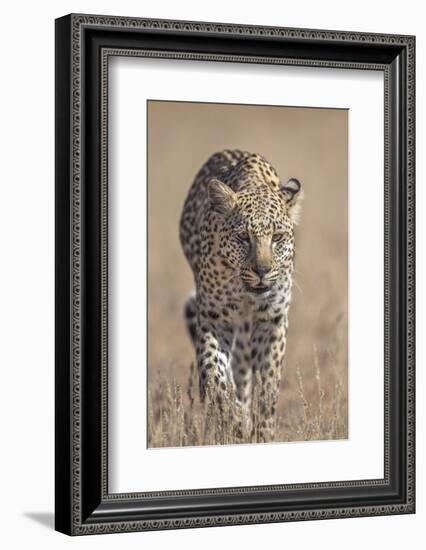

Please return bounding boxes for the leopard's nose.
[253,265,271,279]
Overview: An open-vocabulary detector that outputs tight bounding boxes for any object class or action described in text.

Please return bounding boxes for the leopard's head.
[208,177,303,296]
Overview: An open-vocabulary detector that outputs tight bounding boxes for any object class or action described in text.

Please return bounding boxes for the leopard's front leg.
[252,315,288,442]
[196,317,235,402]
[231,320,254,437]
[196,297,251,442]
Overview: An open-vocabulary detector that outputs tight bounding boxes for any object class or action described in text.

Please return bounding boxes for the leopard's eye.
[272,232,286,243]
[237,232,250,243]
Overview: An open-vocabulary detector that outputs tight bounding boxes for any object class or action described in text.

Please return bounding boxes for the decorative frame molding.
[55,14,415,535]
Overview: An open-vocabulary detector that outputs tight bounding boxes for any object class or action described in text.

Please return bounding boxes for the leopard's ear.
[280,178,303,224]
[208,178,237,215]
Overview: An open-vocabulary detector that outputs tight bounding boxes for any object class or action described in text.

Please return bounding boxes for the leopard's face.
[212,183,299,296]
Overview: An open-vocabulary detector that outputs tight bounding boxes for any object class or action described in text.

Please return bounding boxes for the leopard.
[179,149,303,442]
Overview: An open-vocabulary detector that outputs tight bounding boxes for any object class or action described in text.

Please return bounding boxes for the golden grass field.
[147,101,348,447]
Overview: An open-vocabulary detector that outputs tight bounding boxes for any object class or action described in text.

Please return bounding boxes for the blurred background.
[148,100,348,442]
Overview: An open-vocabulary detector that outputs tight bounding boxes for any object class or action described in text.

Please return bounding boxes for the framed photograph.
[55,14,415,535]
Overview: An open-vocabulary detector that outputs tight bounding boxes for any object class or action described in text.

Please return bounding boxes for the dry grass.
[148,345,347,448]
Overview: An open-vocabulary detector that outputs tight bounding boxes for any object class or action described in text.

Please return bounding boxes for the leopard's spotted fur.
[179,150,302,441]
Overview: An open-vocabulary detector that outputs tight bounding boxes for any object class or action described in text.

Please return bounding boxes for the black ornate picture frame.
[55,13,415,535]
